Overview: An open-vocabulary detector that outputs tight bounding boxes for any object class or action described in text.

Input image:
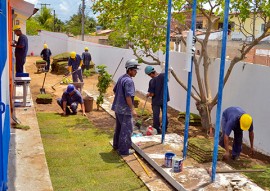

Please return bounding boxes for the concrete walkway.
[8,86,53,191]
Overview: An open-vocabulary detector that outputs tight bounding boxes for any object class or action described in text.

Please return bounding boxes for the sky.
[25,0,96,21]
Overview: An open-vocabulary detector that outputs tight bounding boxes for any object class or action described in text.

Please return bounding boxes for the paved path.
[8,88,53,191]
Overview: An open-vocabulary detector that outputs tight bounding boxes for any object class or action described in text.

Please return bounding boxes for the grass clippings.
[37,113,148,191]
[13,124,30,130]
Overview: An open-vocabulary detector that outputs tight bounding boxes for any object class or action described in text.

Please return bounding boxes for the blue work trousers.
[57,98,78,114]
[152,104,168,134]
[113,113,133,155]
[44,59,50,71]
[72,69,83,82]
[219,117,243,157]
[15,56,26,73]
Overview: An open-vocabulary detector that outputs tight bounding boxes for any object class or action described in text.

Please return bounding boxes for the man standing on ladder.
[81,47,92,74]
[68,51,83,82]
[12,25,28,73]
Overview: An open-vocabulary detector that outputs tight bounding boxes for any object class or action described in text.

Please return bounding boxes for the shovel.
[135,97,148,129]
[40,72,47,94]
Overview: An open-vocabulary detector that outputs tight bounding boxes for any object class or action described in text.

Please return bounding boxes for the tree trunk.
[196,102,213,136]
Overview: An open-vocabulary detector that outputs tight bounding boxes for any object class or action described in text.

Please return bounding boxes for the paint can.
[164,152,175,168]
[172,157,183,173]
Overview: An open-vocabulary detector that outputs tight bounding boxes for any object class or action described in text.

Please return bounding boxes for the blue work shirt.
[148,73,170,106]
[111,74,135,115]
[15,34,28,58]
[68,54,82,71]
[40,48,52,60]
[61,89,83,105]
[222,107,254,136]
[82,52,92,65]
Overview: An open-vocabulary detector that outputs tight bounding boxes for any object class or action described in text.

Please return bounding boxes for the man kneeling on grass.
[57,84,86,116]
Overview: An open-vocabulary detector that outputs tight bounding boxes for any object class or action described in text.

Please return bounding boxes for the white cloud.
[59,1,69,12]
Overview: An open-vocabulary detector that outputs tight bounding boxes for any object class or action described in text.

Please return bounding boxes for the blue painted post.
[0,0,8,189]
[161,0,172,143]
[182,0,197,159]
[211,0,230,182]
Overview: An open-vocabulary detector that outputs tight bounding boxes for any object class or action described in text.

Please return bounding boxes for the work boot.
[120,149,135,156]
[231,155,239,160]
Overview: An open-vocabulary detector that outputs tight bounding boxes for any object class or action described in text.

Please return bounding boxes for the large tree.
[66,5,97,36]
[26,7,65,34]
[92,0,270,130]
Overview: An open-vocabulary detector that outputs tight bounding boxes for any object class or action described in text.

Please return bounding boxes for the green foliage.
[93,0,185,55]
[36,7,54,30]
[65,5,97,36]
[26,18,42,35]
[108,31,128,48]
[27,7,65,34]
[83,68,96,77]
[96,65,112,106]
[37,113,148,190]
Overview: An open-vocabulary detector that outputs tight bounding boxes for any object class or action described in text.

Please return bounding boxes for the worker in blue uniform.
[219,107,254,160]
[68,51,83,82]
[57,84,86,116]
[12,25,28,73]
[40,44,52,72]
[145,66,170,134]
[111,59,139,156]
[81,47,92,74]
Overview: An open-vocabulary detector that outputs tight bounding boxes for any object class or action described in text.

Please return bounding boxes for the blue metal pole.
[161,0,172,143]
[0,0,7,189]
[182,0,197,159]
[211,0,230,182]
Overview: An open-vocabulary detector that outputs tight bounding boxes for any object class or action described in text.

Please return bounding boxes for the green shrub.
[96,65,112,108]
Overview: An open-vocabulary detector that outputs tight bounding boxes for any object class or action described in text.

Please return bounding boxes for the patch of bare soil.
[26,56,270,189]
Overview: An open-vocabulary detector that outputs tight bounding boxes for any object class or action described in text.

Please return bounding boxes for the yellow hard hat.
[240,114,252,131]
[44,44,48,49]
[85,47,89,51]
[70,51,76,59]
[13,25,21,31]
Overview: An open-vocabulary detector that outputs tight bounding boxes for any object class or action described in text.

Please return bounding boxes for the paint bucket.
[164,152,175,168]
[172,157,183,173]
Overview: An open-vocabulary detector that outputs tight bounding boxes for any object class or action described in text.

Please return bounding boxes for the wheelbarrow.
[35,60,47,73]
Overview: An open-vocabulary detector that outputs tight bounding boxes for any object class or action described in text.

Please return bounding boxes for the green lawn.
[37,113,148,191]
[244,164,270,190]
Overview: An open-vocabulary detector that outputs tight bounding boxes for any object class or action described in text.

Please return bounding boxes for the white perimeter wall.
[29,31,270,155]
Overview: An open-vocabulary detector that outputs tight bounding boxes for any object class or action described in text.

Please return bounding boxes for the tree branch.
[210,29,270,108]
[171,70,200,101]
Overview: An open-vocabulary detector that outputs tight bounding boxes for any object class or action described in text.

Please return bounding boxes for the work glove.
[78,66,82,70]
